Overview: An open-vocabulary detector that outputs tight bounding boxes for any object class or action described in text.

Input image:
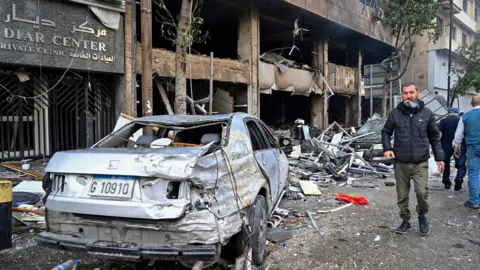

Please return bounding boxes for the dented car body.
[37,113,289,265]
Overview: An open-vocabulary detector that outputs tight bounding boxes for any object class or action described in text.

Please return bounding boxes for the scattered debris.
[317,203,353,214]
[288,186,302,193]
[336,193,369,205]
[0,161,45,180]
[266,228,293,243]
[352,181,377,188]
[299,180,322,195]
[374,235,381,242]
[307,211,319,229]
[274,208,290,217]
[384,178,396,186]
[51,259,80,270]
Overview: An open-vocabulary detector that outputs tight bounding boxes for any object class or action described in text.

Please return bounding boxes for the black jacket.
[438,115,460,148]
[381,100,444,163]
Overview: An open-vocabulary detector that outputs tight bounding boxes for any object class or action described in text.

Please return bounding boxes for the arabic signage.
[0,0,124,74]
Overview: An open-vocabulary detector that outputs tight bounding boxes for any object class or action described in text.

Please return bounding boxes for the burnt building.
[131,0,396,130]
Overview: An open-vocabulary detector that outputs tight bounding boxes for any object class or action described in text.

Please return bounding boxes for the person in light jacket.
[453,95,480,209]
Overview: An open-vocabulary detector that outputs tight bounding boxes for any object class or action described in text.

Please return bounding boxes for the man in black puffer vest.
[381,83,444,236]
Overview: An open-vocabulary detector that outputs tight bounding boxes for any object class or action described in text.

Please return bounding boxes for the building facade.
[0,0,126,160]
[0,0,395,161]
[404,0,479,113]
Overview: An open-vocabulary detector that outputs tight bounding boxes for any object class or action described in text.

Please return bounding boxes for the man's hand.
[384,151,395,160]
[454,149,460,158]
[436,161,445,173]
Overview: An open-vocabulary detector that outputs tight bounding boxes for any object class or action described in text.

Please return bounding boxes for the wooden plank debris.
[0,162,43,180]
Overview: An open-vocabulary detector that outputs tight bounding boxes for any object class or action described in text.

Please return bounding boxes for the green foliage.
[153,0,209,48]
[451,42,480,98]
[381,0,443,45]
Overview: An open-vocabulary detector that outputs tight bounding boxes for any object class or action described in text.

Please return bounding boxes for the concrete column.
[238,2,259,117]
[348,48,363,127]
[345,97,352,126]
[311,36,329,129]
[123,1,135,116]
[357,49,362,125]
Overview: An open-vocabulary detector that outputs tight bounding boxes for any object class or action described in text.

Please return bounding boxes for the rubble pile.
[0,160,47,231]
[276,118,394,200]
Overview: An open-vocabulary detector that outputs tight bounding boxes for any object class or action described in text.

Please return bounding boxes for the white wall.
[427,50,475,113]
[456,94,474,112]
[431,51,462,91]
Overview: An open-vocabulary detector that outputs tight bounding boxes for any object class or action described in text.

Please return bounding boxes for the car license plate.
[88,175,135,198]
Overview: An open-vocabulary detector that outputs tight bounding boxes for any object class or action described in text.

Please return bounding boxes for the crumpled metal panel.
[47,208,243,245]
[46,147,204,178]
[45,113,282,245]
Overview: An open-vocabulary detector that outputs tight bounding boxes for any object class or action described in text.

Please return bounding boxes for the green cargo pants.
[393,160,429,220]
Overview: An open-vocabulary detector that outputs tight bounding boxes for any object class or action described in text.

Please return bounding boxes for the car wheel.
[223,195,267,265]
[247,195,267,266]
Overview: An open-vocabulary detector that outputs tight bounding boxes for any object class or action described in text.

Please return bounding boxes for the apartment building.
[404,0,478,112]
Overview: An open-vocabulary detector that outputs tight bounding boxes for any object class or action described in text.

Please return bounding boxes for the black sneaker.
[454,179,463,191]
[395,219,411,235]
[445,184,452,190]
[418,215,430,236]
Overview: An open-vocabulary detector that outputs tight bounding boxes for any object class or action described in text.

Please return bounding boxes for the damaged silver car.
[37,113,289,267]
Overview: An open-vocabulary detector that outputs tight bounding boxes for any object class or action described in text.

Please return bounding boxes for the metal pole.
[447,0,453,106]
[370,65,373,117]
[209,52,214,115]
[389,62,393,112]
[358,49,362,126]
[141,0,153,118]
[132,0,138,117]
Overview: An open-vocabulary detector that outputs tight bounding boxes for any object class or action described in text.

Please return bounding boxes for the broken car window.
[94,122,226,148]
[257,122,278,149]
[246,121,269,151]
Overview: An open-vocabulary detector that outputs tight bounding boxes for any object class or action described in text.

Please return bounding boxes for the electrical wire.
[0,5,89,101]
[219,146,255,256]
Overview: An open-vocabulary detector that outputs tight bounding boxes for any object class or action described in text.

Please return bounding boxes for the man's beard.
[403,99,419,108]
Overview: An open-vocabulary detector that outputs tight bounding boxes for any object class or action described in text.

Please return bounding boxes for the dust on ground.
[1,177,479,270]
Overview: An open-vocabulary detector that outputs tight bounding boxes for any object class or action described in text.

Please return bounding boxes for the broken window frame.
[93,121,229,149]
[256,121,280,149]
[245,120,269,151]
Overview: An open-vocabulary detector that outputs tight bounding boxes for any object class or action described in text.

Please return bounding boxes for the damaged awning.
[67,0,125,12]
[259,62,322,96]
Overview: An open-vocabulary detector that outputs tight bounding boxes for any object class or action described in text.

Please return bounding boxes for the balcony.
[431,35,461,51]
[440,0,462,15]
[454,11,477,32]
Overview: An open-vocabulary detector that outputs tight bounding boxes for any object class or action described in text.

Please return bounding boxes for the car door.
[245,120,281,201]
[256,121,289,200]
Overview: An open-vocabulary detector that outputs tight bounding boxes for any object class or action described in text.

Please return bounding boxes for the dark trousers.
[442,144,467,185]
[394,160,429,220]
